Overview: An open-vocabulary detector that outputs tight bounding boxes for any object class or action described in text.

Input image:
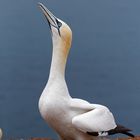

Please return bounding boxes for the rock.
[30,136,140,140]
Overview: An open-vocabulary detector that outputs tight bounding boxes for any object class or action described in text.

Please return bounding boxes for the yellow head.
[38,3,72,53]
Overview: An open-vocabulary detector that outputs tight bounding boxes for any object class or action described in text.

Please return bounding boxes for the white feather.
[72,104,117,132]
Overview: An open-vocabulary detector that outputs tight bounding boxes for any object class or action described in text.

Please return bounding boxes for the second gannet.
[38,3,134,140]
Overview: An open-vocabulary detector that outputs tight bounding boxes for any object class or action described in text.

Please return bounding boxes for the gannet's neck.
[48,37,70,81]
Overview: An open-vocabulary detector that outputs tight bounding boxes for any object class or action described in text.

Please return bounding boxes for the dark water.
[0,0,140,139]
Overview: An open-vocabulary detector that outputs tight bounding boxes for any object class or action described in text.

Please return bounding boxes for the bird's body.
[39,83,110,140]
[39,95,91,140]
[38,3,134,140]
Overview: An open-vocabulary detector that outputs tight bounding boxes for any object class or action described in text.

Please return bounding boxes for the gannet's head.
[38,3,72,48]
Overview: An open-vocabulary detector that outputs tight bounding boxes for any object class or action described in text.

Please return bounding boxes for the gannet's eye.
[56,19,62,28]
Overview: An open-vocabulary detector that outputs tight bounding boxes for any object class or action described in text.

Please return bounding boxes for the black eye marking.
[56,19,62,28]
[58,28,61,36]
[55,19,62,36]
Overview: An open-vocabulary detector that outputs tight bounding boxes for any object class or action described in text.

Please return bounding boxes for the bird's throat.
[48,40,70,80]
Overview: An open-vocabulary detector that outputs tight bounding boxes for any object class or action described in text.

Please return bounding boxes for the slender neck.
[48,38,70,80]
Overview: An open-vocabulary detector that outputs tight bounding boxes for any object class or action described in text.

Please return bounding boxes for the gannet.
[38,3,134,140]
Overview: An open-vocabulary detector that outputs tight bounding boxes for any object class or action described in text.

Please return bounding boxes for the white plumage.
[72,104,116,133]
[38,3,134,140]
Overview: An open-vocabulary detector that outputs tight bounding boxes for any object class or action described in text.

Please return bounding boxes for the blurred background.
[0,0,140,139]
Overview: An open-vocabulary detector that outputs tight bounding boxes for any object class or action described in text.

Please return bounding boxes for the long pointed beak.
[38,2,59,29]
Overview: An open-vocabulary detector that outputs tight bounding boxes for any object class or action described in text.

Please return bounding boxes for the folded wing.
[72,104,117,133]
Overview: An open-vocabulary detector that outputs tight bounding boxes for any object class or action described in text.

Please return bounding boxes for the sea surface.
[0,0,140,139]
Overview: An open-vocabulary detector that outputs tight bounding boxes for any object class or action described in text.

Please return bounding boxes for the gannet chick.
[38,3,134,140]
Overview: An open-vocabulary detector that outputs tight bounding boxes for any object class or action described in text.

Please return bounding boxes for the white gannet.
[38,3,134,140]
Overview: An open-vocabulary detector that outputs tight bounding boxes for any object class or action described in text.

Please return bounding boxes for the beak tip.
[38,2,42,5]
[38,2,58,30]
[38,2,43,8]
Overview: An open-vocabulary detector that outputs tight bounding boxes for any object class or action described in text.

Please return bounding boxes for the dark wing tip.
[108,124,135,137]
[87,132,98,136]
[122,132,135,138]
